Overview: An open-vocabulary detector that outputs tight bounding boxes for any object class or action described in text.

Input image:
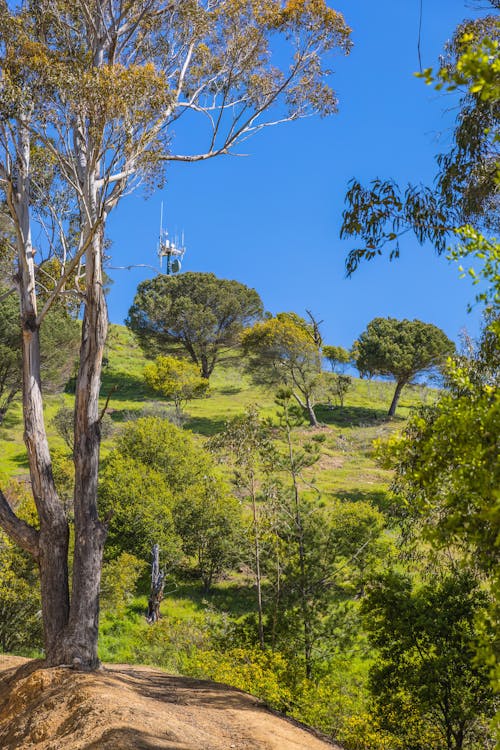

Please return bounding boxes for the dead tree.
[146,544,165,624]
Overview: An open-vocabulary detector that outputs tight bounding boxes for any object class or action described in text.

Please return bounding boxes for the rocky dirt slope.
[0,656,342,749]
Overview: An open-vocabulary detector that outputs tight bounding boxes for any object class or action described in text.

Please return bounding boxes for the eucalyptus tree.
[241,312,326,427]
[341,7,499,275]
[0,0,351,668]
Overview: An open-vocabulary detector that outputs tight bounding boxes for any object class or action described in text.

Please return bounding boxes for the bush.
[100,553,146,614]
[183,647,294,711]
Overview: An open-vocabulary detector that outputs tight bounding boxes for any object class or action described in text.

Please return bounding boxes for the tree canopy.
[323,345,351,373]
[99,417,242,591]
[340,7,499,275]
[355,317,455,417]
[241,313,325,427]
[363,571,495,750]
[143,355,209,422]
[380,324,500,576]
[128,273,264,379]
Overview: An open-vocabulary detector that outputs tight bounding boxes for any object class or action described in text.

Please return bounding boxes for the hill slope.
[0,656,340,750]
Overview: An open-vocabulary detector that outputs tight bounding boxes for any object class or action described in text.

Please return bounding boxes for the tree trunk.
[13,122,71,663]
[65,226,108,669]
[291,391,319,428]
[251,479,265,649]
[305,396,319,428]
[388,379,405,417]
[147,544,165,623]
[200,353,211,379]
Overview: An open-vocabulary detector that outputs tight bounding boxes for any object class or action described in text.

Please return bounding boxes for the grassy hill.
[0,323,440,748]
[0,323,434,497]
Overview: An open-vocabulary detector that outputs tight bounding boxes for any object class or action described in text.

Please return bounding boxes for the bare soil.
[0,656,342,750]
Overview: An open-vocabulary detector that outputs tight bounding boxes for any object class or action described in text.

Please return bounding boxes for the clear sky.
[105,0,492,349]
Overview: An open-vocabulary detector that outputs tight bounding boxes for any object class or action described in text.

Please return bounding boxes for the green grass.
[0,323,436,502]
[0,326,443,742]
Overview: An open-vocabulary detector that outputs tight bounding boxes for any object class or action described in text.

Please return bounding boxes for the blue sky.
[106,0,491,349]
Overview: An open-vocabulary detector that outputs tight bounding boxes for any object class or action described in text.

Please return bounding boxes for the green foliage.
[0,290,21,425]
[99,452,179,564]
[143,355,209,421]
[355,317,455,416]
[329,373,353,407]
[174,474,242,593]
[264,493,385,668]
[209,406,277,647]
[381,357,499,573]
[341,178,452,275]
[0,536,42,654]
[0,483,42,654]
[127,273,264,378]
[257,390,388,678]
[209,406,273,474]
[450,227,500,313]
[100,552,146,615]
[99,417,242,590]
[0,290,79,423]
[363,571,496,750]
[184,647,294,710]
[50,447,75,510]
[419,32,500,103]
[323,344,351,372]
[377,315,500,735]
[38,305,81,393]
[241,313,326,426]
[115,417,216,493]
[341,13,499,273]
[129,611,212,672]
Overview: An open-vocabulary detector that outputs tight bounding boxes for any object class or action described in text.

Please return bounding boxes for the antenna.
[156,203,186,275]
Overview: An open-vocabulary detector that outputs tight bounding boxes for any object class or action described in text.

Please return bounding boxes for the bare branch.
[36,220,101,325]
[98,385,118,423]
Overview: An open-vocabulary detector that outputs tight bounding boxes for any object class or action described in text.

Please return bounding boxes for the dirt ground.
[0,655,342,750]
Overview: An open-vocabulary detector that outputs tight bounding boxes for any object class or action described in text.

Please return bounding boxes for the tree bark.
[65,225,108,669]
[200,353,211,379]
[388,379,406,417]
[250,478,265,649]
[11,121,72,663]
[305,396,319,428]
[147,544,165,623]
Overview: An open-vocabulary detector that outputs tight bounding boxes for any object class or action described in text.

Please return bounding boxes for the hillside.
[0,324,438,748]
[0,656,340,750]
[0,323,433,492]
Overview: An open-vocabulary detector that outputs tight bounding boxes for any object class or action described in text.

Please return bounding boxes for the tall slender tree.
[0,0,351,667]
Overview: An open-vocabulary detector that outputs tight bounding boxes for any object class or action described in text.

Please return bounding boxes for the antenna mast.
[157,202,186,275]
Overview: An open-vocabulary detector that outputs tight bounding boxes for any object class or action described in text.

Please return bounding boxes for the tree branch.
[36,220,102,326]
[0,489,40,558]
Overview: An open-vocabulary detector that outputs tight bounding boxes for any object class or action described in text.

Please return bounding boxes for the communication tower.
[157,203,185,274]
